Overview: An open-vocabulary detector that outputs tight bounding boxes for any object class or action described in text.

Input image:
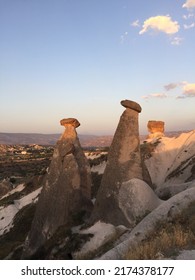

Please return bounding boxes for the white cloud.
[139,15,180,35]
[131,20,140,27]
[183,0,195,9]
[171,37,183,45]
[164,83,178,91]
[184,22,195,29]
[183,83,195,97]
[183,13,194,19]
[142,93,168,99]
[120,32,128,44]
[176,82,195,98]
[143,82,195,100]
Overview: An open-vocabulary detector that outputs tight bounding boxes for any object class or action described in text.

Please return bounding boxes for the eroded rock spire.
[22,118,92,258]
[90,100,144,227]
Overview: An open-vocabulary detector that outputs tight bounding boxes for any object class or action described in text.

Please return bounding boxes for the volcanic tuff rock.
[0,179,12,198]
[22,118,92,258]
[145,130,195,194]
[121,99,142,113]
[90,100,147,227]
[118,179,162,226]
[60,118,80,128]
[99,186,195,260]
[147,120,165,139]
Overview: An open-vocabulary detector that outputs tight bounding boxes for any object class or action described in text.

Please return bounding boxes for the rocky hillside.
[0,131,188,146]
[145,130,195,198]
[0,130,195,259]
[0,98,195,260]
[0,133,113,147]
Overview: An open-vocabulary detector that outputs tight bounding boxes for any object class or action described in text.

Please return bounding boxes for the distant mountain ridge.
[0,131,191,147]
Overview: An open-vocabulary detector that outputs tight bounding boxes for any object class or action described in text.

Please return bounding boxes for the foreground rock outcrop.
[90,100,151,227]
[118,179,162,226]
[99,185,195,259]
[22,118,92,258]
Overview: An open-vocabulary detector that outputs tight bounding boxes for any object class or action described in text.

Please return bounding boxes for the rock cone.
[22,118,92,258]
[90,100,144,227]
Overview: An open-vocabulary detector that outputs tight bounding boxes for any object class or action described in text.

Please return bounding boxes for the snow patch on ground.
[73,221,127,259]
[0,187,42,236]
[0,184,25,200]
[91,161,106,174]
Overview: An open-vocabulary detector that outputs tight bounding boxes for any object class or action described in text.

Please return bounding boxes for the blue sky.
[1,0,195,135]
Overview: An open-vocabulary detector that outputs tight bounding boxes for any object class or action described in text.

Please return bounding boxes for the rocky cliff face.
[22,118,92,258]
[145,130,195,197]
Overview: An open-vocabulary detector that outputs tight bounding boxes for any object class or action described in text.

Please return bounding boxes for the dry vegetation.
[126,201,195,259]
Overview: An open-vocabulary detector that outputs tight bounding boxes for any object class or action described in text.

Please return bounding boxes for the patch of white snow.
[0,184,25,200]
[73,221,125,259]
[0,187,42,236]
[91,161,106,174]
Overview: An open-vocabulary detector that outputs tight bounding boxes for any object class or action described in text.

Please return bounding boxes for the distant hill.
[0,132,113,147]
[0,131,192,147]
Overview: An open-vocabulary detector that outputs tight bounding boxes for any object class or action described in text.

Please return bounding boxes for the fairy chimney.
[22,118,92,258]
[90,100,144,227]
[147,120,165,138]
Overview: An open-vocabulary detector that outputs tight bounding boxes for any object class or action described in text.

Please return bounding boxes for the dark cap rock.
[121,100,142,113]
[60,118,80,128]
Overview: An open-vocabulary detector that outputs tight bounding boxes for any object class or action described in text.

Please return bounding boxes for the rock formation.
[90,100,146,227]
[0,179,12,198]
[118,179,162,226]
[147,120,165,138]
[99,185,195,259]
[145,130,195,195]
[22,118,92,258]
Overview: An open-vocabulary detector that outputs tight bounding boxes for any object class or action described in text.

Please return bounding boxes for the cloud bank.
[139,15,180,35]
[143,82,195,100]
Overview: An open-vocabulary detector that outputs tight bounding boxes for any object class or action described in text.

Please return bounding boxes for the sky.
[0,0,195,135]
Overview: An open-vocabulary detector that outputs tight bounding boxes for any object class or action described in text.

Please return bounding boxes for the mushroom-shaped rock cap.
[60,118,80,128]
[121,100,142,113]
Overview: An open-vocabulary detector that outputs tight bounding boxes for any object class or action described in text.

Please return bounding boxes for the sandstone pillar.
[90,100,143,227]
[22,118,92,258]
